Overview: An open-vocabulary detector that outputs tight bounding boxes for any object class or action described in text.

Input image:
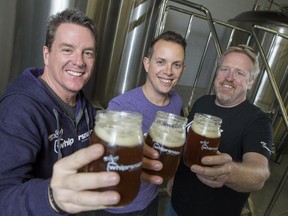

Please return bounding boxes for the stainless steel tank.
[0,0,88,93]
[228,11,288,154]
[84,0,162,107]
[0,0,161,108]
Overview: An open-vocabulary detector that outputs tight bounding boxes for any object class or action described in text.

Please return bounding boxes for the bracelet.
[48,185,67,214]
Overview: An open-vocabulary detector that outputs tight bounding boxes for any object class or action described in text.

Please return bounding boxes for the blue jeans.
[167,201,178,216]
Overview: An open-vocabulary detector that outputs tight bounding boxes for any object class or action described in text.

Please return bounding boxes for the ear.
[143,57,150,73]
[247,77,255,90]
[43,46,49,66]
[182,63,186,72]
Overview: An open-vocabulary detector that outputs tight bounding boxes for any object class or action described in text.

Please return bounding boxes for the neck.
[142,85,169,106]
[40,74,77,106]
[214,98,246,108]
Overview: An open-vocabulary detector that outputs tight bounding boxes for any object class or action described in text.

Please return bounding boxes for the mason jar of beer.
[86,110,144,207]
[183,113,222,167]
[144,111,187,181]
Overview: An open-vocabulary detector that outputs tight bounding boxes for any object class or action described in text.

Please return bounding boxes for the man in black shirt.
[169,45,273,216]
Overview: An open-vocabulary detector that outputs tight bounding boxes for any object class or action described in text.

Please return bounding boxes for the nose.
[72,51,85,67]
[226,70,235,80]
[165,64,174,76]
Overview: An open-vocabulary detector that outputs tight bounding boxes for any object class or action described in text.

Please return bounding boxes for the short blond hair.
[217,45,260,79]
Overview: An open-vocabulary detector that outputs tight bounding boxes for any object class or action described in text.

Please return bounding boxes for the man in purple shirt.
[95,31,187,215]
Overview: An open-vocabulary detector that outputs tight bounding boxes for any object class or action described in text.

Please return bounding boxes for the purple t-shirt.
[106,86,183,213]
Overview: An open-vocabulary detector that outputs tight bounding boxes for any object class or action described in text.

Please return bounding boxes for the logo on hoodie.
[48,129,74,153]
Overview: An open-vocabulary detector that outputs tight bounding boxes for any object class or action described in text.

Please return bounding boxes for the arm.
[190,151,270,192]
[225,152,270,192]
[0,139,120,215]
[190,104,272,192]
[0,100,121,215]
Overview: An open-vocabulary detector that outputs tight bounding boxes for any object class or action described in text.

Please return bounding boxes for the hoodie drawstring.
[84,108,91,141]
[53,109,63,160]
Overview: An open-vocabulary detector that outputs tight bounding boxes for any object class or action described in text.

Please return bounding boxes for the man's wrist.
[48,184,67,214]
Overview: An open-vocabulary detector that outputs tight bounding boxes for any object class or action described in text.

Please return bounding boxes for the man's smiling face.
[42,23,96,104]
[214,52,255,107]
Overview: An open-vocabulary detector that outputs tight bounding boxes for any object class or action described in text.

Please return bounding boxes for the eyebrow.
[154,57,183,63]
[59,43,73,47]
[59,43,95,51]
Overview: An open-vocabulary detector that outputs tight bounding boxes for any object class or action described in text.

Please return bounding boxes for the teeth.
[223,84,233,89]
[159,78,172,84]
[67,70,82,77]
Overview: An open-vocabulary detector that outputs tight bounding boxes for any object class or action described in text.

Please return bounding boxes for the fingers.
[142,156,162,171]
[141,159,163,184]
[51,144,121,191]
[196,174,225,188]
[143,143,159,159]
[191,153,232,188]
[142,143,163,184]
[53,144,105,175]
[53,190,121,213]
[49,144,122,213]
[73,190,121,212]
[64,172,120,191]
[191,161,231,177]
[201,153,232,166]
[50,170,121,213]
[141,172,163,185]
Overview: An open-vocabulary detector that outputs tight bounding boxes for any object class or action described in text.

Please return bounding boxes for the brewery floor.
[157,153,288,216]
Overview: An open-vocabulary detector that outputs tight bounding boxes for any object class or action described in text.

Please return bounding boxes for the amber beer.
[144,111,187,181]
[183,113,222,167]
[86,110,143,207]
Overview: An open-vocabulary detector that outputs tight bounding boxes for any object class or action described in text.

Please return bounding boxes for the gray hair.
[217,45,260,79]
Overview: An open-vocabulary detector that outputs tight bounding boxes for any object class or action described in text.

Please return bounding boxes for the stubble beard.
[215,87,235,106]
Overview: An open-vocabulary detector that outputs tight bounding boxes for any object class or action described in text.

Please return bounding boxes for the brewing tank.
[0,0,88,93]
[0,0,161,108]
[228,11,288,151]
[84,0,162,107]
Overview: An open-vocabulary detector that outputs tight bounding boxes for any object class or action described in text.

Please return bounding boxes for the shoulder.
[169,90,181,99]
[111,87,141,101]
[169,90,183,103]
[193,95,215,108]
[107,87,145,111]
[0,94,46,136]
[241,100,270,121]
[228,100,272,141]
[187,95,216,121]
[196,94,215,102]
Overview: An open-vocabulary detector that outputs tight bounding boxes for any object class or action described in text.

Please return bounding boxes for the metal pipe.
[154,0,169,36]
[187,32,212,110]
[169,0,222,57]
[252,25,288,216]
[251,25,288,131]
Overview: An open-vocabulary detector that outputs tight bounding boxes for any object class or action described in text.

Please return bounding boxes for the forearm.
[225,158,270,192]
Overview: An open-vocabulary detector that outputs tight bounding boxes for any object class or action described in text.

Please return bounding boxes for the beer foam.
[149,123,185,147]
[191,122,220,138]
[94,125,142,147]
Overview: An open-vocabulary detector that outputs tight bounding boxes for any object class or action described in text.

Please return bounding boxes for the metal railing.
[252,25,288,216]
[154,1,288,215]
